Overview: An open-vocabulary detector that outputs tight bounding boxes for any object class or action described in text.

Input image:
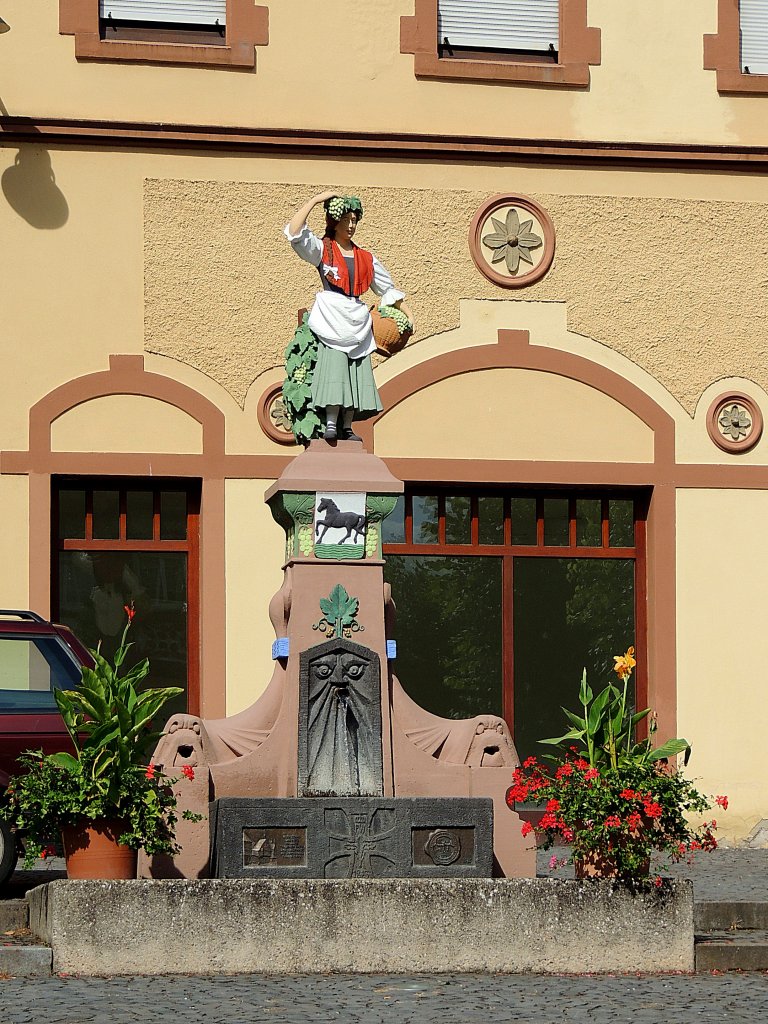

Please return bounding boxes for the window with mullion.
[53,479,200,716]
[383,488,644,761]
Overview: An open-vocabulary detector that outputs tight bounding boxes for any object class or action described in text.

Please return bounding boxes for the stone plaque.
[314,491,366,560]
[412,827,475,867]
[211,797,493,879]
[243,828,307,868]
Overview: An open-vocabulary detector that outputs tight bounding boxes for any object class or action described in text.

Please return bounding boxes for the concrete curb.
[0,945,52,977]
[29,877,694,976]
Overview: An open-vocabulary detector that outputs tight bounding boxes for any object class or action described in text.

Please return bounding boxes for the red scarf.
[322,238,374,297]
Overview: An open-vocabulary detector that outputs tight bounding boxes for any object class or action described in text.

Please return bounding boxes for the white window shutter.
[437,0,559,53]
[100,1,226,27]
[741,0,768,74]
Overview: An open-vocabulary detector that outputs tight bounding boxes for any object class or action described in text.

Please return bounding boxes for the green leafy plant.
[313,584,363,639]
[506,649,725,883]
[0,607,197,866]
[282,313,323,445]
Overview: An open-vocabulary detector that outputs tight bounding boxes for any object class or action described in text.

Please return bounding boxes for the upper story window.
[60,0,268,68]
[401,0,600,87]
[100,0,226,46]
[437,0,558,63]
[740,0,768,74]
[705,0,768,93]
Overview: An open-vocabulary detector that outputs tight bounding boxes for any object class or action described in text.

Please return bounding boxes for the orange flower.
[613,646,636,681]
[145,762,156,780]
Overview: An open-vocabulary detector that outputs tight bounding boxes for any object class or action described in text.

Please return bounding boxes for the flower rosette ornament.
[506,648,724,884]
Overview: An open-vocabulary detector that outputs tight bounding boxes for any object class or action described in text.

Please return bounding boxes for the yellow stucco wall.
[676,489,768,844]
[0,476,29,610]
[3,2,768,148]
[374,368,654,463]
[224,479,284,715]
[51,395,203,454]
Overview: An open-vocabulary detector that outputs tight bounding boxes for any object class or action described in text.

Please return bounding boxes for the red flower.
[555,763,574,780]
[654,875,663,888]
[643,800,663,819]
[546,798,561,812]
[604,815,622,828]
[145,762,156,780]
[715,795,729,810]
[540,811,558,829]
[124,603,136,621]
[521,821,533,837]
[584,768,599,781]
[181,765,195,781]
[523,756,538,768]
[627,811,643,831]
[574,758,589,771]
[619,789,637,800]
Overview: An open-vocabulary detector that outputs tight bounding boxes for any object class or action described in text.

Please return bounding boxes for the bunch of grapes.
[378,305,412,335]
[293,363,308,383]
[328,197,348,220]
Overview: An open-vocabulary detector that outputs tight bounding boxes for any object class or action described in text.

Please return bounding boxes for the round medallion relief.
[706,392,763,454]
[469,193,555,289]
[257,382,297,446]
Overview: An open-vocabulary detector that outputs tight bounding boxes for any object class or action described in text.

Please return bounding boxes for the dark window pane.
[92,490,120,540]
[160,491,187,541]
[543,498,569,547]
[412,495,438,545]
[127,490,154,540]
[576,499,602,547]
[382,494,405,545]
[57,549,188,716]
[58,489,85,540]
[609,499,635,547]
[511,497,536,545]
[478,496,504,546]
[383,555,503,719]
[513,557,635,762]
[445,495,471,545]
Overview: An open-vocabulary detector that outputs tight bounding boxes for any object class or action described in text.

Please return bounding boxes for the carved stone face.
[310,652,370,704]
[299,638,383,798]
[466,716,516,768]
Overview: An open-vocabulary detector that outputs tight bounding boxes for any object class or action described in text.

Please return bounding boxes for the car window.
[0,635,83,711]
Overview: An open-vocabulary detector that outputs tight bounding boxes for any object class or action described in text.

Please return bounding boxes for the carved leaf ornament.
[482,208,543,275]
[313,584,364,639]
[718,403,751,442]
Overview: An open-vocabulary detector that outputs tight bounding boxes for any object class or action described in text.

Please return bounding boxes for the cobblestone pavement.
[537,847,768,901]
[1,972,767,1024]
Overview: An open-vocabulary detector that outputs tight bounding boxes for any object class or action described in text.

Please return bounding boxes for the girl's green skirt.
[312,344,383,420]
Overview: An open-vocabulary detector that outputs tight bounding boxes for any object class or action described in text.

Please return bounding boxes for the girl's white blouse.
[285,223,405,359]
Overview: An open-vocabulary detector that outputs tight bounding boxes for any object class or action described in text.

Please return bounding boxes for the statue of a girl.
[284,191,413,442]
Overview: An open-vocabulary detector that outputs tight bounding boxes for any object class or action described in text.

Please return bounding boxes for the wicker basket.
[370,305,412,357]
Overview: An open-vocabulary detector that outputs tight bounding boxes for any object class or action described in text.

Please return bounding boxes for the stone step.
[0,899,28,932]
[695,900,768,931]
[695,930,768,972]
[0,943,52,978]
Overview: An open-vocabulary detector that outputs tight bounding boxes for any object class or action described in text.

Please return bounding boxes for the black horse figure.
[316,497,367,544]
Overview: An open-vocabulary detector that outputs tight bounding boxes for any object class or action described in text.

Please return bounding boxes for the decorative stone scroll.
[706,392,763,454]
[469,194,555,289]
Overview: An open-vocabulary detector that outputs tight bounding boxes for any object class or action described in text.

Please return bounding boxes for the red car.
[0,610,93,885]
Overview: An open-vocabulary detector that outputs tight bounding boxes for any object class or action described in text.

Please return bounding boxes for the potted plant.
[506,648,725,883]
[1,607,195,879]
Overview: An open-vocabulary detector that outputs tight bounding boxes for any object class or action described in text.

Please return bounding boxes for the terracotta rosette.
[258,382,297,446]
[706,391,764,454]
[469,194,555,289]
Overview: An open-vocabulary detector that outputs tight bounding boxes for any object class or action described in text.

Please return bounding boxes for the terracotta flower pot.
[61,820,138,880]
[370,305,412,357]
[574,849,650,880]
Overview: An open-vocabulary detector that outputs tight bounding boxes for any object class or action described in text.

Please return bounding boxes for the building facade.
[0,0,766,844]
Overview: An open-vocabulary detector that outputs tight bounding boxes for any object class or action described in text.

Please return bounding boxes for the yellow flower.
[613,646,636,681]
